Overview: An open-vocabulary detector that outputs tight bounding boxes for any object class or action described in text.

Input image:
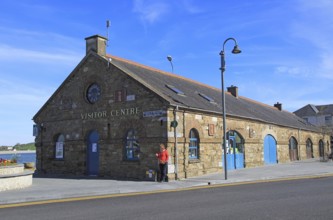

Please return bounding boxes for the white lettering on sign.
[143,110,166,117]
[81,108,140,120]
[81,111,108,120]
[110,107,139,117]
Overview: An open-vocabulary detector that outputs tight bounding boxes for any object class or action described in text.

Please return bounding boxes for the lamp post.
[220,38,241,180]
[167,55,174,73]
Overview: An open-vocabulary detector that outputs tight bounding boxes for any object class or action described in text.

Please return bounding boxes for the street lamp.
[167,55,174,73]
[220,38,241,180]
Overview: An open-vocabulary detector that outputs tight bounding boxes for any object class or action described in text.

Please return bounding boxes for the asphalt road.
[2,176,333,220]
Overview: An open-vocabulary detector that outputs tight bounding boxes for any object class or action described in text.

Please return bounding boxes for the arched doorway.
[289,136,298,161]
[87,130,99,176]
[319,140,325,158]
[223,130,245,170]
[306,139,313,159]
[264,135,277,164]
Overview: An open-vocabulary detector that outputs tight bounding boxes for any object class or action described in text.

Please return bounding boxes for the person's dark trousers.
[159,163,168,182]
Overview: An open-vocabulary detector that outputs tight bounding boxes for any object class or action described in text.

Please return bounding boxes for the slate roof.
[294,104,333,117]
[108,54,319,132]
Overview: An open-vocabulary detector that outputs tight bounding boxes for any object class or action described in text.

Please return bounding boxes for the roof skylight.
[199,93,215,103]
[166,84,185,96]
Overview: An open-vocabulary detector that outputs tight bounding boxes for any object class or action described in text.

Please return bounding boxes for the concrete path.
[0,159,332,205]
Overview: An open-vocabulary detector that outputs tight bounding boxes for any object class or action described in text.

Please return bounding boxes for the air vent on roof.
[199,93,215,103]
[166,84,185,96]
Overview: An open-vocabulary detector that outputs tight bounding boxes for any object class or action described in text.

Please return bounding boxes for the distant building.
[294,104,333,153]
[32,34,330,180]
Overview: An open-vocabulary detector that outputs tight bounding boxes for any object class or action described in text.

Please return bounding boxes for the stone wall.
[165,109,330,179]
[0,165,33,192]
[0,165,24,175]
[34,54,169,180]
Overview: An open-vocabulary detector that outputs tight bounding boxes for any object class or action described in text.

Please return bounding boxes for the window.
[325,116,332,125]
[55,134,65,159]
[125,129,140,160]
[189,129,199,159]
[166,84,185,96]
[227,130,244,154]
[86,83,101,104]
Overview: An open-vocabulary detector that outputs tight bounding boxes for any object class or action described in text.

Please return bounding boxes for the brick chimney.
[227,85,238,98]
[85,35,107,56]
[274,102,282,111]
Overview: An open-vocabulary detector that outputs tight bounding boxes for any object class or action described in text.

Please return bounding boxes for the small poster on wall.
[55,142,64,159]
[92,143,97,152]
[168,164,175,173]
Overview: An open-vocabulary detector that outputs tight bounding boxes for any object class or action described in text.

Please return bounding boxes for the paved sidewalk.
[1,159,332,205]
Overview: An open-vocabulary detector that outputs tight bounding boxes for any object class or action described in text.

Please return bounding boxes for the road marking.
[1,173,333,209]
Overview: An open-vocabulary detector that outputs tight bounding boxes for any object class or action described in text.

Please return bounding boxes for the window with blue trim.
[189,129,199,159]
[125,129,140,160]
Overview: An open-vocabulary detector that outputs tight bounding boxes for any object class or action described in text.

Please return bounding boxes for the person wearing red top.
[155,143,169,182]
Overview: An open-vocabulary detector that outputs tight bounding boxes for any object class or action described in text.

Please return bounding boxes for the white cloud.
[285,0,333,79]
[0,79,52,145]
[181,0,204,14]
[0,44,81,65]
[0,78,53,106]
[321,53,333,72]
[133,0,169,25]
[274,66,312,77]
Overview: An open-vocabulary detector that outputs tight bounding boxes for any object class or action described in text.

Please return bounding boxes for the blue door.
[223,136,244,170]
[264,135,277,164]
[87,130,99,176]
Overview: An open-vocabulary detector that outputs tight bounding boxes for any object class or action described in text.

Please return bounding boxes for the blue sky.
[1,0,333,146]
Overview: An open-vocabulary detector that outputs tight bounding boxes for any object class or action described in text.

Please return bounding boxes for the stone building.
[294,104,333,154]
[33,35,330,180]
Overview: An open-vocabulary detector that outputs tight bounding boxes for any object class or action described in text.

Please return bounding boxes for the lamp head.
[232,45,241,54]
[167,55,172,62]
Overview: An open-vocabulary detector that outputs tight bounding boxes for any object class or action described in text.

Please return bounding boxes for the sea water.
[0,152,36,164]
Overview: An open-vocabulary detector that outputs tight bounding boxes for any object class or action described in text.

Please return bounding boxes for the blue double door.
[264,135,277,164]
[223,136,244,170]
[87,130,99,176]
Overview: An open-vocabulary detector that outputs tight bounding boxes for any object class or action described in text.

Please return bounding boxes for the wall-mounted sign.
[126,95,135,101]
[143,110,166,117]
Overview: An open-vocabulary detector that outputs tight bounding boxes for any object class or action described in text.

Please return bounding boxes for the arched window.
[55,134,65,159]
[125,129,139,160]
[189,129,199,159]
[306,138,313,159]
[227,130,245,154]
